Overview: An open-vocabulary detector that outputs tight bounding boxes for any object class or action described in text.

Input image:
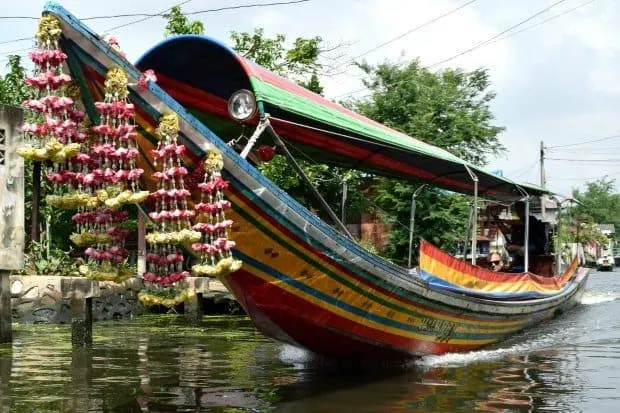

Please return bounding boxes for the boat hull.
[220,266,587,359]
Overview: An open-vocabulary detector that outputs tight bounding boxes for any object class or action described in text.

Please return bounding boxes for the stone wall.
[9,276,234,324]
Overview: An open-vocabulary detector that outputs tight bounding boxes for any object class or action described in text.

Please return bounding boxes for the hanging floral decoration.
[191,150,242,277]
[19,16,83,162]
[74,67,148,282]
[19,16,106,256]
[138,113,200,307]
[103,34,126,58]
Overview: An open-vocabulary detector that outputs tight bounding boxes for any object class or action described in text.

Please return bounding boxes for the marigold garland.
[77,67,146,282]
[191,150,242,278]
[140,112,199,307]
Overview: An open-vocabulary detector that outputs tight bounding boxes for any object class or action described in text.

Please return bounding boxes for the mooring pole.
[0,272,11,343]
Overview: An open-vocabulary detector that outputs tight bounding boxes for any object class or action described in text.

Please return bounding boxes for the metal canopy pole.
[554,197,563,275]
[465,166,479,266]
[524,196,530,273]
[239,119,269,159]
[341,177,348,225]
[462,201,474,262]
[265,121,354,240]
[408,184,426,268]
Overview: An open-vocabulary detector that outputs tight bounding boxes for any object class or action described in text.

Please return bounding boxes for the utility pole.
[540,140,546,218]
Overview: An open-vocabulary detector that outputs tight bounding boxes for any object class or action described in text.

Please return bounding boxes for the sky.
[1,0,619,197]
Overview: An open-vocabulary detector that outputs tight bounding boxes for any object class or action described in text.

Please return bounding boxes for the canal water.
[1,270,619,412]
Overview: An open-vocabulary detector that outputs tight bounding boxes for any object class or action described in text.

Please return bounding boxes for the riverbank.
[8,275,236,324]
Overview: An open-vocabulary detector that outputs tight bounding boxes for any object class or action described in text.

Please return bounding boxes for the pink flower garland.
[191,152,241,277]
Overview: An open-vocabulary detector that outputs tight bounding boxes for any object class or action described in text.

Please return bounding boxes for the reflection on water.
[0,270,619,412]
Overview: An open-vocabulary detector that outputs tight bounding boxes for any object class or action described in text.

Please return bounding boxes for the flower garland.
[18,15,91,212]
[139,113,200,307]
[191,151,242,277]
[75,67,147,283]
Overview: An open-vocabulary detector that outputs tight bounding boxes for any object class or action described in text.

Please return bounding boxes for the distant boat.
[597,256,614,272]
[46,2,589,359]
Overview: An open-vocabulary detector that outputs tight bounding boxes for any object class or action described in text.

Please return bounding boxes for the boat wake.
[419,323,582,369]
[580,291,620,305]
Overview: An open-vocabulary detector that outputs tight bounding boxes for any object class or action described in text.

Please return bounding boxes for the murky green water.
[1,270,619,412]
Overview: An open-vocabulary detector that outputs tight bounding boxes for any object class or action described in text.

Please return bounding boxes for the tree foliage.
[348,62,506,261]
[572,177,620,240]
[0,55,30,106]
[162,6,204,37]
[356,60,505,166]
[230,28,322,93]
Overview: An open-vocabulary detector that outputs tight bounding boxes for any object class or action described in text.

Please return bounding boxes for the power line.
[0,0,310,22]
[428,0,567,69]
[0,0,310,43]
[332,0,573,100]
[0,37,33,47]
[549,149,620,155]
[103,0,195,32]
[546,133,620,149]
[548,171,620,181]
[328,0,477,73]
[485,0,595,46]
[547,157,620,162]
[0,16,38,20]
[106,0,310,33]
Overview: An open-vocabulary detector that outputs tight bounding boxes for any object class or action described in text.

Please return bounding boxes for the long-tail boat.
[42,2,589,359]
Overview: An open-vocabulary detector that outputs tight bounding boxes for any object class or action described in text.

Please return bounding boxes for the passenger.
[490,201,548,257]
[488,251,506,272]
[508,201,548,256]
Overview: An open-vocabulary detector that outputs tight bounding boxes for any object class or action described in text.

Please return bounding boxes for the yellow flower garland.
[138,289,196,308]
[36,15,62,44]
[78,264,134,283]
[145,229,202,246]
[104,68,129,99]
[156,112,179,140]
[192,257,243,278]
[17,140,81,162]
[46,192,100,209]
[97,188,150,209]
[70,232,112,247]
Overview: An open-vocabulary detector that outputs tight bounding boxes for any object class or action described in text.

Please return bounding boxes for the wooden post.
[0,272,11,343]
[184,277,205,324]
[31,161,41,243]
[0,338,10,410]
[0,105,25,344]
[137,209,146,276]
[61,277,98,347]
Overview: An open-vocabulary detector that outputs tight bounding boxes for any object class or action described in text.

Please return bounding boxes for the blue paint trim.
[237,251,507,341]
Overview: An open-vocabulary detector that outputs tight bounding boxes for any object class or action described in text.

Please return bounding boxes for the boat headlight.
[228,89,257,122]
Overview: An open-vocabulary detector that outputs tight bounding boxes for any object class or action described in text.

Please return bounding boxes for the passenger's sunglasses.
[490,260,501,265]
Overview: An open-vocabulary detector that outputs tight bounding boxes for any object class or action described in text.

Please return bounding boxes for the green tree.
[356,60,505,165]
[349,61,506,262]
[572,177,620,240]
[230,28,322,93]
[162,6,204,37]
[0,55,30,105]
